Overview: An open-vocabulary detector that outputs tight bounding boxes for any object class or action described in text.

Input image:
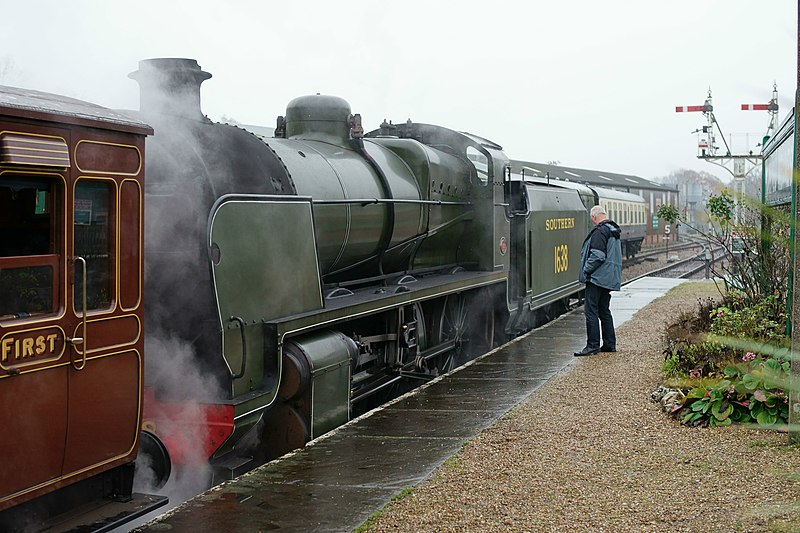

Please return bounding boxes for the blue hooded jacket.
[578,219,622,291]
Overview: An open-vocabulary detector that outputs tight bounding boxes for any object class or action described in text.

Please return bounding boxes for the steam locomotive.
[0,58,634,529]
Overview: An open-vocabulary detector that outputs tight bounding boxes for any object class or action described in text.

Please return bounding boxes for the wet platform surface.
[135,277,689,532]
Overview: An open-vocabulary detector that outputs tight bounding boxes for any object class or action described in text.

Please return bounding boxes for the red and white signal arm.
[675,104,712,112]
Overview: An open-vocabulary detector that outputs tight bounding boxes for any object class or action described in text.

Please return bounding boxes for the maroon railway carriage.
[0,86,165,529]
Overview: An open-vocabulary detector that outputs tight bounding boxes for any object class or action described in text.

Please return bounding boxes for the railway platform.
[134,277,689,532]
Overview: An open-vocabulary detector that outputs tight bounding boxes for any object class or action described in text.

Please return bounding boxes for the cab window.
[0,176,60,319]
[465,146,489,185]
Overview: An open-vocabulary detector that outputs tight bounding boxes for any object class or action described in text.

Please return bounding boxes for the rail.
[624,246,725,285]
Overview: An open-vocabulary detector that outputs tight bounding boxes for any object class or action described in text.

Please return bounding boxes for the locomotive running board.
[268,269,507,341]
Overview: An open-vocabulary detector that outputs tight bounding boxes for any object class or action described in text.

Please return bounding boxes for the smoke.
[0,55,16,84]
[123,341,217,533]
[136,398,214,501]
[131,61,230,506]
[126,59,292,525]
[143,328,225,401]
[132,450,157,494]
[128,330,222,524]
[122,423,213,533]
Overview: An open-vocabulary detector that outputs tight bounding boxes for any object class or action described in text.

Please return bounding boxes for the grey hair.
[590,205,606,217]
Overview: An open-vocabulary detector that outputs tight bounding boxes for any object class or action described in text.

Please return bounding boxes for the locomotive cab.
[503,175,594,333]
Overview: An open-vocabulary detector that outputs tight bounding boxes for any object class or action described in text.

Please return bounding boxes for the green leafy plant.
[662,291,788,380]
[708,292,787,347]
[671,354,790,427]
[681,379,738,427]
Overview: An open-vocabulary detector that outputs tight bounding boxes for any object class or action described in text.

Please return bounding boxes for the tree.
[656,169,727,233]
[657,191,790,316]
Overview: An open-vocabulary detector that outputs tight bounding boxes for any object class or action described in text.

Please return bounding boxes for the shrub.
[709,292,787,348]
[662,297,728,378]
[663,291,788,380]
[657,193,791,313]
[661,292,790,428]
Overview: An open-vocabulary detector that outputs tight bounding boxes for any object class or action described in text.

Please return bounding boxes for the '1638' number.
[554,244,569,273]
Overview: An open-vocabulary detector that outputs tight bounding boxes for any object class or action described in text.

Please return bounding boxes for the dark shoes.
[574,346,616,356]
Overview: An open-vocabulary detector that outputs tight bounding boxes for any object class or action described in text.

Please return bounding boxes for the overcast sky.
[0,1,796,183]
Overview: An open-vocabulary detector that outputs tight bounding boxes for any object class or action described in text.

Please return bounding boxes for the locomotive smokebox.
[285,94,352,146]
[129,58,211,120]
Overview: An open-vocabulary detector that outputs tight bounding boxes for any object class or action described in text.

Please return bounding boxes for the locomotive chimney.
[129,58,211,121]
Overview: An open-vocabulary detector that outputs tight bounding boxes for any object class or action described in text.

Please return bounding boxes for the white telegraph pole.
[676,89,777,222]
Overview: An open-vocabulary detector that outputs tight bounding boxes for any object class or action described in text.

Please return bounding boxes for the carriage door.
[0,170,68,506]
[62,176,142,474]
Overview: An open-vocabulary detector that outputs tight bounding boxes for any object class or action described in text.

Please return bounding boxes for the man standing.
[574,205,622,356]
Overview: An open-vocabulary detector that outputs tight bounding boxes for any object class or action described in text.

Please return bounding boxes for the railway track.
[625,246,725,283]
[623,240,704,268]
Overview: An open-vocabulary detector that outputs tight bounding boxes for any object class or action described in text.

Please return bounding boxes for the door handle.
[70,256,88,371]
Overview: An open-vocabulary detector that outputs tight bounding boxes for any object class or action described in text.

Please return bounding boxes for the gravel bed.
[362,282,800,532]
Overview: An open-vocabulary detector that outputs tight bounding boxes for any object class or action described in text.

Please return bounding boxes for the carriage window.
[0,177,59,318]
[465,147,489,185]
[74,181,113,311]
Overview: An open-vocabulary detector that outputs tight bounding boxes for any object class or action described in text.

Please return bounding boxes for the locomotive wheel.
[426,289,500,375]
[135,431,171,490]
[435,294,471,374]
[410,302,429,371]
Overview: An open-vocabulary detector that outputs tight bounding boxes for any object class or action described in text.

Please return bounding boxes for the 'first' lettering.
[2,334,59,363]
